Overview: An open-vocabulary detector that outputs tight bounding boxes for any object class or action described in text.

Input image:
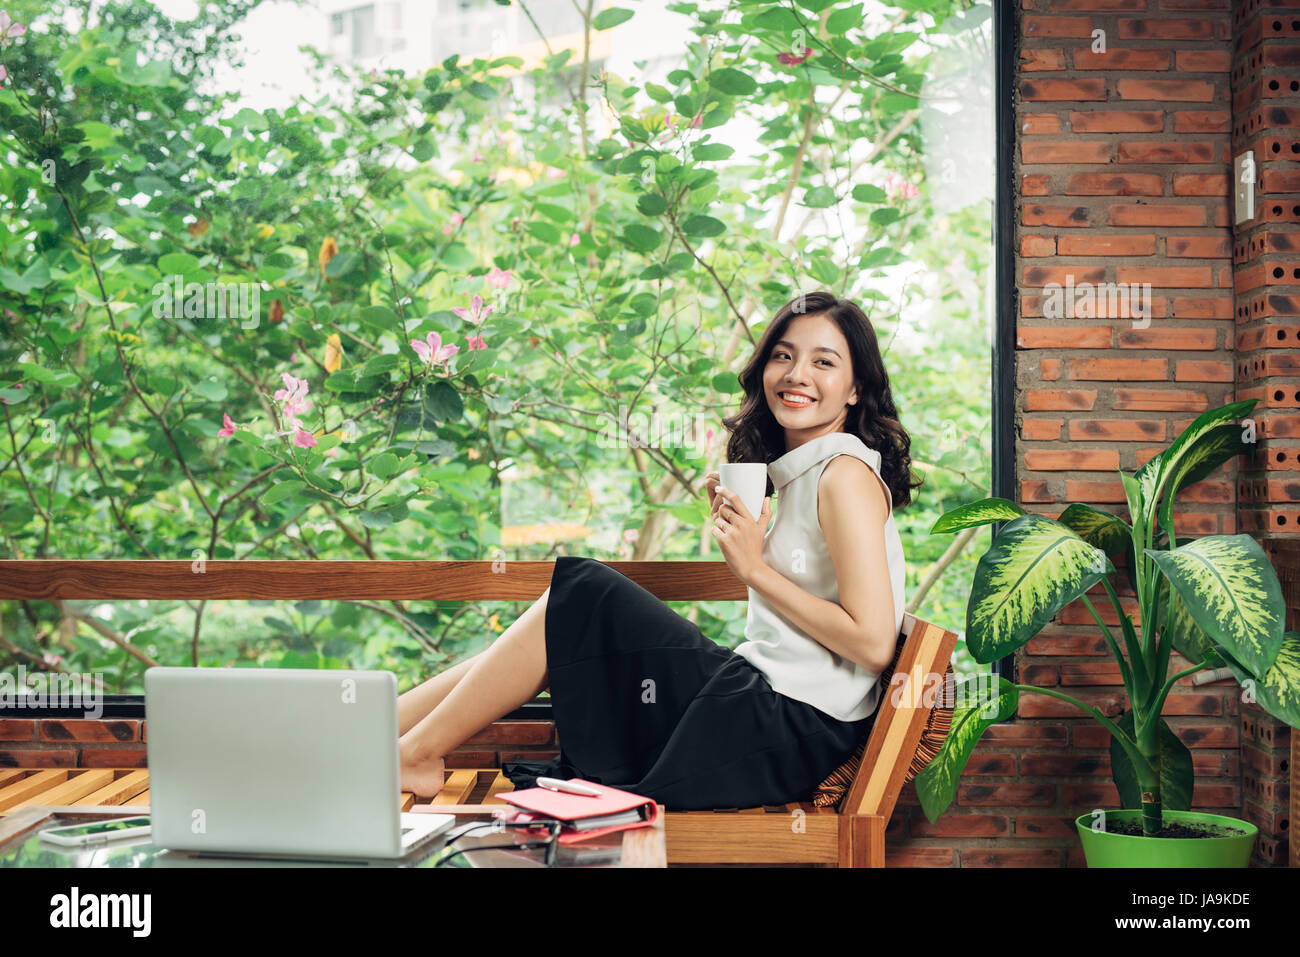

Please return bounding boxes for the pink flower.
[410,331,459,369]
[473,149,483,163]
[883,173,919,201]
[485,266,512,289]
[466,334,487,350]
[273,372,306,404]
[622,528,639,543]
[273,372,313,428]
[43,652,62,667]
[0,11,26,39]
[777,46,812,66]
[452,293,496,325]
[441,211,465,235]
[292,429,317,449]
[0,65,7,85]
[272,372,314,437]
[569,233,580,247]
[705,427,715,448]
[218,413,238,437]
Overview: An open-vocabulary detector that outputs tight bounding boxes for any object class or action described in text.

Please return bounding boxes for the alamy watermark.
[889,667,1004,719]
[49,887,150,937]
[1042,274,1152,327]
[150,274,262,329]
[598,401,715,452]
[0,666,104,719]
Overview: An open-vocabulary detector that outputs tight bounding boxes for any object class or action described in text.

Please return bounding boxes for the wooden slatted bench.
[0,560,958,867]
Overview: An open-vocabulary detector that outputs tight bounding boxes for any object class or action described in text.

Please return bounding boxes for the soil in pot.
[1102,819,1250,839]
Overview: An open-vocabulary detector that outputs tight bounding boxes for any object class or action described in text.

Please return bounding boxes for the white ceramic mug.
[719,462,768,521]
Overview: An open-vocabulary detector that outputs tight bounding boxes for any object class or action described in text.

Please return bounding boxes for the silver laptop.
[144,667,455,860]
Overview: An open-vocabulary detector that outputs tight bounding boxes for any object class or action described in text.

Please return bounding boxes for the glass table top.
[0,809,632,868]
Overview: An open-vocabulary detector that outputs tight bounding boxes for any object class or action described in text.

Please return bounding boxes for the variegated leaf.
[1217,633,1300,728]
[1057,502,1143,599]
[1251,633,1300,727]
[1159,574,1222,668]
[1057,503,1131,554]
[914,676,1018,823]
[1145,399,1255,526]
[1130,457,1159,529]
[967,514,1114,664]
[930,497,1026,535]
[1145,534,1283,678]
[1157,423,1255,542]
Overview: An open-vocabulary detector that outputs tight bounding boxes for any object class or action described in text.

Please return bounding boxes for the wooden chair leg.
[838,813,886,868]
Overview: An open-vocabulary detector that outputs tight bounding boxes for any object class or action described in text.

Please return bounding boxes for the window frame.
[1,2,1017,721]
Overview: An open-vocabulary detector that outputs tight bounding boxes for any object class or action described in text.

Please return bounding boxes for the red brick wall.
[0,719,147,768]
[893,0,1242,867]
[1233,0,1300,867]
[0,718,561,772]
[927,0,1292,870]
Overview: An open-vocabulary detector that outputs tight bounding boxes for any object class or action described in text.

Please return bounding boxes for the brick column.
[1008,0,1238,868]
[1294,730,1299,866]
[1231,0,1300,868]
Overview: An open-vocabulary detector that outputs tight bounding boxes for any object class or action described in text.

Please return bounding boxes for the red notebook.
[496,779,659,845]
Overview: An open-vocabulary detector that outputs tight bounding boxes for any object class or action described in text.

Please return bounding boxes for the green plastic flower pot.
[1074,809,1257,867]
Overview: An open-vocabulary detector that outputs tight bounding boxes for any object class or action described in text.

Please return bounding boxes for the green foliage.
[0,0,992,694]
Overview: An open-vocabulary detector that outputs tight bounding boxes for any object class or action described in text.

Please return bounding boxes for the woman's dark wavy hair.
[721,290,923,510]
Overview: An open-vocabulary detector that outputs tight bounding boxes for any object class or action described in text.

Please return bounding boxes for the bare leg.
[399,587,552,797]
[398,651,485,737]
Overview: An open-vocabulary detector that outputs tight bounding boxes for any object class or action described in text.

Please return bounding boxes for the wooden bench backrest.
[0,560,957,818]
[845,613,959,818]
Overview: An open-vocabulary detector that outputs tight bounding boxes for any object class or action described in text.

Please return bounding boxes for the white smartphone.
[39,816,152,847]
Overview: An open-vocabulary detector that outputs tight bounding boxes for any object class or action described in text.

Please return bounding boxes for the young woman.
[397,290,920,810]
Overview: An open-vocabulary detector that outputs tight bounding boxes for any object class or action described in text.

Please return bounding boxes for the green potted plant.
[916,398,1299,866]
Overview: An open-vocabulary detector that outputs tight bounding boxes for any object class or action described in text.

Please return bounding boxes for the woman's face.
[762,312,858,448]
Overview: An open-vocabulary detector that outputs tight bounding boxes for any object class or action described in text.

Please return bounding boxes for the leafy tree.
[0,0,992,691]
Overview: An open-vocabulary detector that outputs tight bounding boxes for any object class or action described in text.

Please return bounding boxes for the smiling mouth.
[777,392,815,408]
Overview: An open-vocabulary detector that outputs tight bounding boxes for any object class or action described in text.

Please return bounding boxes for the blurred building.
[315,0,688,92]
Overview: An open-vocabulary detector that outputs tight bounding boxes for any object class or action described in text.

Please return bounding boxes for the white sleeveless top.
[732,431,906,722]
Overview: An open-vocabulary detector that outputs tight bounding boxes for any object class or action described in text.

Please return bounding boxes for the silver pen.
[536,776,603,797]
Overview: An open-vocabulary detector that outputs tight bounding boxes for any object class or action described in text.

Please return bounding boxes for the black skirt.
[500,556,875,812]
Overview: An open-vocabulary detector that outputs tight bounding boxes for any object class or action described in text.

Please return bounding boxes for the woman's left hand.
[711,485,772,587]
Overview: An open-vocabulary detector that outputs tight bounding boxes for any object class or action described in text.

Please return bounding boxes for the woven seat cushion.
[810,639,955,810]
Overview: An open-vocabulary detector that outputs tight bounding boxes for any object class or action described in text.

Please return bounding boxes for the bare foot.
[399,736,446,798]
